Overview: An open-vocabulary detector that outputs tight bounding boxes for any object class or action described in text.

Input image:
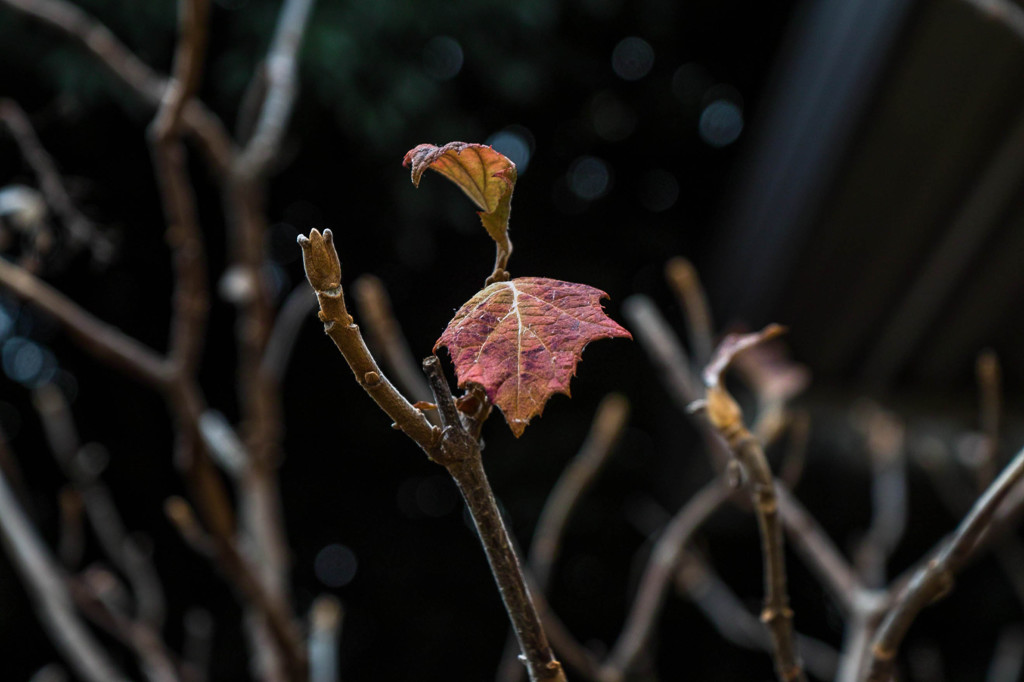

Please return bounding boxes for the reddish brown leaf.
[435,277,631,437]
[403,142,515,271]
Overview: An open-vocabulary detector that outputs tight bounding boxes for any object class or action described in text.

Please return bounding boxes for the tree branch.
[867,443,1024,681]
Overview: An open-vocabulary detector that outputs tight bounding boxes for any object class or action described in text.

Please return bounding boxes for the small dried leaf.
[403,142,515,270]
[703,324,786,388]
[435,277,631,437]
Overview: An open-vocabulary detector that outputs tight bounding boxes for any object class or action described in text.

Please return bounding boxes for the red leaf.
[403,142,515,268]
[435,277,631,437]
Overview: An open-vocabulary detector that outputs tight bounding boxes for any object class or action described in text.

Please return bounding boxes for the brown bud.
[297,228,342,292]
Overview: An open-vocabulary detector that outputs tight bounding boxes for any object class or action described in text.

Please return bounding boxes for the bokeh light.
[698,99,744,148]
[611,37,654,81]
[314,543,358,588]
[487,125,534,173]
[638,169,680,212]
[568,156,612,201]
[423,36,464,81]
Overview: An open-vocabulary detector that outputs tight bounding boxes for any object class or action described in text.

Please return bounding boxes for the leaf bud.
[297,228,342,292]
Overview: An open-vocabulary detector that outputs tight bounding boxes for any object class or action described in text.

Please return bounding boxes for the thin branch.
[960,0,1024,41]
[703,327,805,682]
[867,443,1024,681]
[499,393,629,682]
[234,0,317,181]
[0,0,234,175]
[0,255,170,386]
[976,350,1001,488]
[676,552,840,681]
[423,355,566,682]
[601,479,730,681]
[181,608,214,682]
[664,256,714,367]
[309,595,343,682]
[299,229,438,453]
[852,403,907,588]
[0,464,131,682]
[353,274,436,408]
[34,383,166,628]
[260,283,317,385]
[0,99,112,260]
[776,486,865,615]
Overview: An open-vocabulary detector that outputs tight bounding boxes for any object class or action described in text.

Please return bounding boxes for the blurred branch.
[868,443,1024,681]
[601,479,730,681]
[664,256,714,367]
[976,350,1001,488]
[0,0,234,175]
[986,625,1024,682]
[235,0,317,181]
[34,383,166,629]
[676,552,840,681]
[261,283,317,385]
[0,99,111,261]
[499,393,629,682]
[181,608,214,682]
[961,0,1024,41]
[852,403,907,588]
[0,256,170,386]
[0,463,130,682]
[309,595,342,682]
[702,327,806,682]
[353,274,437,410]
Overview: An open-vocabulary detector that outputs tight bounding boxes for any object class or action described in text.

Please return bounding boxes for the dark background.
[2,0,1024,679]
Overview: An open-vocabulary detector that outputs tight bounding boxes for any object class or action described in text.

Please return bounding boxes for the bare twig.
[423,355,566,682]
[234,0,317,181]
[676,552,840,681]
[353,274,436,409]
[960,0,1024,42]
[34,383,167,628]
[0,255,170,386]
[867,443,1024,681]
[499,393,629,682]
[601,479,730,681]
[309,595,343,682]
[0,465,130,682]
[0,0,234,175]
[852,403,907,587]
[702,326,806,682]
[776,486,865,615]
[0,99,111,260]
[664,256,714,367]
[299,229,438,453]
[260,283,317,385]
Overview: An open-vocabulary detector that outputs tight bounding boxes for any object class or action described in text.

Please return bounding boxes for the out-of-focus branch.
[0,0,234,175]
[664,256,714,367]
[353,274,436,409]
[498,393,629,682]
[986,625,1024,682]
[779,411,811,490]
[868,444,1024,681]
[34,383,166,629]
[776,486,865,615]
[0,99,111,261]
[309,595,342,682]
[601,479,730,681]
[976,350,1001,488]
[181,608,214,682]
[675,552,840,681]
[0,464,130,682]
[261,283,317,385]
[234,0,317,181]
[961,0,1024,41]
[0,256,170,386]
[701,326,806,682]
[852,403,907,588]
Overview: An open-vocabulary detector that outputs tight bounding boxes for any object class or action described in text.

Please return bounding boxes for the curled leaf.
[403,142,516,277]
[435,277,631,437]
[702,324,787,388]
